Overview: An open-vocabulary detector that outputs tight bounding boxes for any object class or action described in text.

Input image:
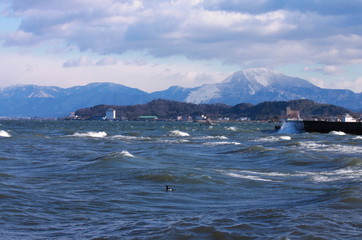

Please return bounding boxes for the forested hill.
[74,99,356,121]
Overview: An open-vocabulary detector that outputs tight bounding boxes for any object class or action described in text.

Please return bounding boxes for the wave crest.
[169,130,190,137]
[73,131,107,138]
[0,130,11,138]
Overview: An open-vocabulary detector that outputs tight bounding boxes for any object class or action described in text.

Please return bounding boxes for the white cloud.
[63,56,93,68]
[0,50,229,92]
[96,57,117,66]
[332,77,362,93]
[1,0,362,92]
[2,0,361,67]
[304,65,346,75]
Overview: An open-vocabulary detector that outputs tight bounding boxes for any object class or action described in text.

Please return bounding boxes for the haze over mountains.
[0,68,361,117]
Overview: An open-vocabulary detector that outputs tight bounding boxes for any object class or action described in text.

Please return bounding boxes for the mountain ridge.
[0,68,361,117]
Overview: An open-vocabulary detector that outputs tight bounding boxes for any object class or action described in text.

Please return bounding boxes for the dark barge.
[302,120,362,135]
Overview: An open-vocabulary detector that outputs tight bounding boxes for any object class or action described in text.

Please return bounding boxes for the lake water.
[1,120,361,239]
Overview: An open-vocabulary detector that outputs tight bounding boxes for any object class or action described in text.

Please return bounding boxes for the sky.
[0,0,362,93]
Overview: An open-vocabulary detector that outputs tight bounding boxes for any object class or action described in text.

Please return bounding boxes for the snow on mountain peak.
[242,68,282,87]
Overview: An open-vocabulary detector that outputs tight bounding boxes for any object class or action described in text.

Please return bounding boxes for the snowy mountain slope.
[0,84,68,98]
[0,82,152,117]
[156,68,360,110]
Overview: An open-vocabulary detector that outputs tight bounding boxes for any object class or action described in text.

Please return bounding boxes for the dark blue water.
[1,120,361,239]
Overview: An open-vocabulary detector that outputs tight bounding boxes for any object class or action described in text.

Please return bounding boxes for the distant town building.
[238,117,250,121]
[68,112,79,119]
[195,115,207,120]
[342,113,356,122]
[286,107,300,119]
[106,109,116,120]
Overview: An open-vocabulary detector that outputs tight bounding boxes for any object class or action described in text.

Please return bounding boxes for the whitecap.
[257,136,291,142]
[301,168,362,183]
[158,139,190,144]
[120,150,135,158]
[220,171,276,182]
[219,168,362,184]
[354,136,362,140]
[73,131,107,138]
[112,135,151,141]
[0,130,11,138]
[330,131,346,135]
[169,130,190,137]
[196,135,228,140]
[298,141,362,154]
[203,141,241,146]
[279,136,292,140]
[225,126,239,131]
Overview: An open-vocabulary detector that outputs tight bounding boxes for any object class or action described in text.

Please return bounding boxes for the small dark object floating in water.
[165,185,174,191]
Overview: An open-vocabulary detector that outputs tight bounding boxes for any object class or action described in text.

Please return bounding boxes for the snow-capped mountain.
[183,68,319,104]
[0,84,67,98]
[154,68,361,109]
[0,69,361,117]
[0,82,152,117]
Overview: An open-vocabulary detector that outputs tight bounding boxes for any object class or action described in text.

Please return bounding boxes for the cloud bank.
[2,0,362,68]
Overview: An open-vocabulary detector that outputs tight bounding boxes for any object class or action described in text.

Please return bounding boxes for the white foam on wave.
[278,121,304,134]
[203,141,241,146]
[219,170,277,182]
[219,168,362,183]
[299,141,362,154]
[73,131,107,138]
[300,168,362,183]
[354,136,362,140]
[120,150,136,158]
[196,135,228,140]
[169,130,190,137]
[112,135,151,141]
[0,130,11,138]
[158,139,190,144]
[257,136,291,142]
[330,131,346,135]
[225,126,240,131]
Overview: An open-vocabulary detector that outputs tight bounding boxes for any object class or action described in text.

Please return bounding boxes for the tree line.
[74,99,355,121]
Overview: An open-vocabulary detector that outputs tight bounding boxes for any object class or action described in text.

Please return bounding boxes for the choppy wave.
[0,130,11,138]
[301,168,362,183]
[2,120,361,239]
[195,135,228,140]
[158,139,190,144]
[112,134,151,141]
[330,131,346,135]
[218,170,279,182]
[169,130,190,137]
[257,136,292,142]
[203,141,241,146]
[219,168,362,183]
[119,150,136,158]
[298,141,362,154]
[73,131,107,138]
[225,126,240,131]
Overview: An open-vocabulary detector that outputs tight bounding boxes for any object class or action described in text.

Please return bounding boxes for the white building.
[342,113,356,122]
[106,109,116,120]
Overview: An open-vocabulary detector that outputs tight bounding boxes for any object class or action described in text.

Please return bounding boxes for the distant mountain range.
[0,68,361,117]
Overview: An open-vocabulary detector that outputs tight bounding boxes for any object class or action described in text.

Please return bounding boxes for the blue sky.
[1,0,362,93]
